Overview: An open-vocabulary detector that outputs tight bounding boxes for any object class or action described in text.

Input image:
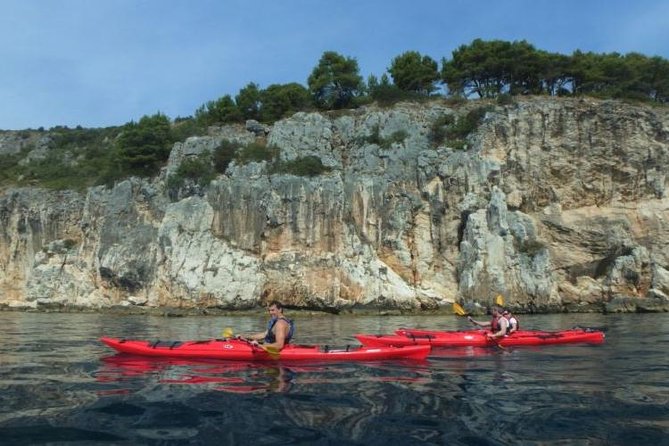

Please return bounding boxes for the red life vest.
[490,315,501,332]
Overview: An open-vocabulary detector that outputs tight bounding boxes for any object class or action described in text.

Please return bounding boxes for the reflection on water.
[0,312,667,445]
[96,354,432,395]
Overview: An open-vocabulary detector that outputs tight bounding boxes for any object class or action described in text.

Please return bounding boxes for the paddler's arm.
[467,316,490,328]
[487,318,509,339]
[238,330,268,342]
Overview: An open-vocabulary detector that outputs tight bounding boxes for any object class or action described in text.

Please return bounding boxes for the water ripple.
[0,312,667,445]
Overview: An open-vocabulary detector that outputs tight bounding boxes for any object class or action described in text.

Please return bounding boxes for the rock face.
[1,97,668,312]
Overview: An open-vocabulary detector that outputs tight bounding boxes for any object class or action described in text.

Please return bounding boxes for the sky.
[1,0,668,130]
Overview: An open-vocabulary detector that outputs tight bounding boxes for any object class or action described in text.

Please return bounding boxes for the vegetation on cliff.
[1,39,667,191]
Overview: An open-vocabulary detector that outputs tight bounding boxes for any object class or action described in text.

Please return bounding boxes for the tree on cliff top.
[308,51,363,109]
[236,82,262,121]
[195,95,242,126]
[388,51,440,95]
[260,82,311,122]
[442,39,543,98]
[115,113,172,177]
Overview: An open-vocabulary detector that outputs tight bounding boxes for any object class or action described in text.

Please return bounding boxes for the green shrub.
[448,140,468,151]
[15,154,87,190]
[171,117,206,142]
[446,106,491,140]
[213,140,238,173]
[63,239,78,250]
[352,94,374,107]
[195,95,242,126]
[166,153,216,194]
[0,126,125,190]
[260,83,312,123]
[496,93,516,106]
[366,72,431,107]
[115,113,173,177]
[212,140,281,173]
[0,151,25,186]
[236,142,279,164]
[273,155,331,177]
[429,114,455,146]
[443,95,467,106]
[382,130,409,148]
[362,125,409,149]
[177,155,215,186]
[363,125,383,146]
[430,106,491,149]
[372,85,425,106]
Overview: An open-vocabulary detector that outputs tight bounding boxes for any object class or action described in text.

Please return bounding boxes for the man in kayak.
[242,301,295,351]
[503,309,519,334]
[467,306,509,340]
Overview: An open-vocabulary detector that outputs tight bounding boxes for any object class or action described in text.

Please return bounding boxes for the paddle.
[453,294,504,317]
[453,300,506,349]
[222,327,281,358]
[250,342,281,359]
[453,301,485,330]
[452,302,468,316]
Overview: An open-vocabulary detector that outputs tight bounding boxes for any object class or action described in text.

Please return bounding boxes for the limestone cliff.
[1,97,668,313]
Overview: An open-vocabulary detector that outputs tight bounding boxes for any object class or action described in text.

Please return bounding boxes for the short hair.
[268,300,284,310]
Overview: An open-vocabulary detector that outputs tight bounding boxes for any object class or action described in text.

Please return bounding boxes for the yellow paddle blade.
[263,345,281,359]
[495,294,505,306]
[221,327,234,339]
[452,302,467,316]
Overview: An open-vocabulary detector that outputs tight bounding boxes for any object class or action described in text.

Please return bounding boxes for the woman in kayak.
[503,309,519,334]
[467,306,509,340]
[242,301,295,351]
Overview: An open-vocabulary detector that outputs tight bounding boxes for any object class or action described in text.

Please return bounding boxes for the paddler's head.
[267,300,284,319]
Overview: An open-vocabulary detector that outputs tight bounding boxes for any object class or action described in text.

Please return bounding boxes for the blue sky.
[1,0,668,130]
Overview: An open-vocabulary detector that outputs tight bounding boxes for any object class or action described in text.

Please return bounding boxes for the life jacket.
[490,315,501,333]
[264,317,295,344]
[491,315,514,335]
[506,316,519,332]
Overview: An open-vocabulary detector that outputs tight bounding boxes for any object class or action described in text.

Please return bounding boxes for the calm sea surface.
[0,311,667,445]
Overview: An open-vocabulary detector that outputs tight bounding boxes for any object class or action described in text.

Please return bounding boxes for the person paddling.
[468,306,509,340]
[240,300,295,352]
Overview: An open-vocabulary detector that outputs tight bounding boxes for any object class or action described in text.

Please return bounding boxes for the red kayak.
[100,337,430,361]
[355,327,605,348]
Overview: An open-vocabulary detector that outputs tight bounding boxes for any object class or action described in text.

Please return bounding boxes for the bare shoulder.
[275,318,290,328]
